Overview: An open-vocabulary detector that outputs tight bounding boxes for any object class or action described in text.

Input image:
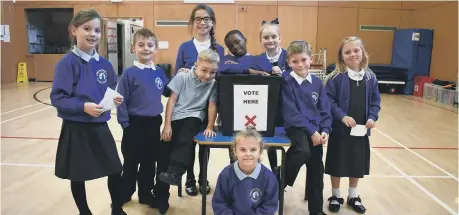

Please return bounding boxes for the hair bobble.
[261,18,279,26]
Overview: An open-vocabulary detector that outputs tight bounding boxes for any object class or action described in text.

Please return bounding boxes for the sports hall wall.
[1,1,457,84]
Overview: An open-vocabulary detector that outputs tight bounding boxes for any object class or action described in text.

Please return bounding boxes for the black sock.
[71,181,91,215]
[108,172,123,211]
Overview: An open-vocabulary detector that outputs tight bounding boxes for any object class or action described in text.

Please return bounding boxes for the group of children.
[50,3,380,215]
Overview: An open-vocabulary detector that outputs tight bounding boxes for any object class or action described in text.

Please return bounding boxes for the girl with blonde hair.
[324,36,381,214]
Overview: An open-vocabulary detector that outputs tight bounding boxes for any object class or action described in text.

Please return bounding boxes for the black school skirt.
[55,120,122,181]
[325,130,370,178]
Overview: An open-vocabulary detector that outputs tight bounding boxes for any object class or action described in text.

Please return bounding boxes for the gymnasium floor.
[1,82,458,215]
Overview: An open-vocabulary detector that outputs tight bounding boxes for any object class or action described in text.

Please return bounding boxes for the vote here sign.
[233,85,268,131]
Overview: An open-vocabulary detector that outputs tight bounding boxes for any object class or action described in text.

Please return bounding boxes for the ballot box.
[216,75,283,137]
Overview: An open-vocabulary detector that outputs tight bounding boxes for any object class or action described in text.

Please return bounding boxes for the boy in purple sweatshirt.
[116,28,169,212]
[218,30,269,76]
[279,40,332,215]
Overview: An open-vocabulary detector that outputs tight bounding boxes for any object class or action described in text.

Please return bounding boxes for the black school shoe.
[185,179,198,196]
[154,201,169,215]
[310,212,327,215]
[347,196,366,214]
[327,196,344,212]
[139,194,156,206]
[158,172,181,186]
[199,181,211,195]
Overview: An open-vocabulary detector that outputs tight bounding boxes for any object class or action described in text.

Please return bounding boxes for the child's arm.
[174,44,186,76]
[249,69,270,76]
[161,91,177,142]
[116,70,131,128]
[219,61,269,76]
[318,82,332,135]
[108,64,123,106]
[219,61,250,74]
[203,101,217,137]
[212,174,235,215]
[325,75,347,121]
[281,80,318,136]
[254,173,279,215]
[108,64,118,90]
[203,83,218,137]
[366,75,381,128]
[50,60,86,114]
[161,70,172,98]
[161,73,185,141]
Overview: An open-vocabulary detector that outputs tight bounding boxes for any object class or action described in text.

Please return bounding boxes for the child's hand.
[113,96,123,106]
[203,128,216,137]
[161,124,172,142]
[178,68,190,73]
[320,132,329,145]
[225,60,239,64]
[84,102,103,117]
[311,131,322,146]
[342,116,356,127]
[249,69,270,76]
[366,119,376,129]
[272,66,282,75]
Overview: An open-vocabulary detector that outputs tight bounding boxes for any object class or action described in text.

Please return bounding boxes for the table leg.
[279,147,286,215]
[202,146,209,215]
[304,172,308,200]
[178,179,182,197]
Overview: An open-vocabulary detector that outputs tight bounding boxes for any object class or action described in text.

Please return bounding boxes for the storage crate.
[438,87,456,105]
[454,90,458,107]
[414,76,435,97]
[423,83,441,101]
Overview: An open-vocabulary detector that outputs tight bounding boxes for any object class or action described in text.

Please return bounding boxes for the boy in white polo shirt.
[158,48,219,193]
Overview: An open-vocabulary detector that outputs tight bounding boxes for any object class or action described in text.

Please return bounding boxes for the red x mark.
[245,115,257,127]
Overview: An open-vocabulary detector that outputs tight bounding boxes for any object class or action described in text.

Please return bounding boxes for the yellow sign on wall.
[17,62,28,83]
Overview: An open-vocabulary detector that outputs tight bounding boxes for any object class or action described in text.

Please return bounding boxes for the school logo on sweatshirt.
[249,188,262,202]
[312,92,319,104]
[155,77,164,89]
[96,69,108,84]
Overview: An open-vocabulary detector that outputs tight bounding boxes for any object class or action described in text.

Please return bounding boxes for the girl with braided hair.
[173,3,225,197]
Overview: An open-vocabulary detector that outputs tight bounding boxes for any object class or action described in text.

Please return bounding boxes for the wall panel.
[117,3,154,31]
[278,6,318,52]
[401,1,450,10]
[153,4,194,69]
[358,1,401,9]
[1,1,16,84]
[316,7,358,65]
[2,1,457,83]
[357,9,401,64]
[237,5,278,54]
[412,2,458,81]
[318,1,358,8]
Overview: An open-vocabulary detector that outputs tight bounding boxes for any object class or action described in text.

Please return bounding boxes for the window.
[25,8,74,54]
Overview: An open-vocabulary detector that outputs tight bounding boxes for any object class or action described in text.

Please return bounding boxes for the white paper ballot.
[350,124,367,136]
[99,88,123,112]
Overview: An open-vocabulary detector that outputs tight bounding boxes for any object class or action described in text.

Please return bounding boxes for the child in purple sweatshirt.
[212,128,279,215]
[279,40,332,215]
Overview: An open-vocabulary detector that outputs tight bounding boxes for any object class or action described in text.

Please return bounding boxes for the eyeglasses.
[194,17,212,24]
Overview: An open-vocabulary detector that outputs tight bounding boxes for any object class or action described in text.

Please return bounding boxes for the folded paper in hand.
[99,88,123,112]
[350,124,367,136]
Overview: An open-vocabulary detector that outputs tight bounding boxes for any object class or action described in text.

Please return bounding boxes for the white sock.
[330,188,340,205]
[348,187,362,206]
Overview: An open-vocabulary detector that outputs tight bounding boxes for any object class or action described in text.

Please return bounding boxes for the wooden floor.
[1,82,458,215]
